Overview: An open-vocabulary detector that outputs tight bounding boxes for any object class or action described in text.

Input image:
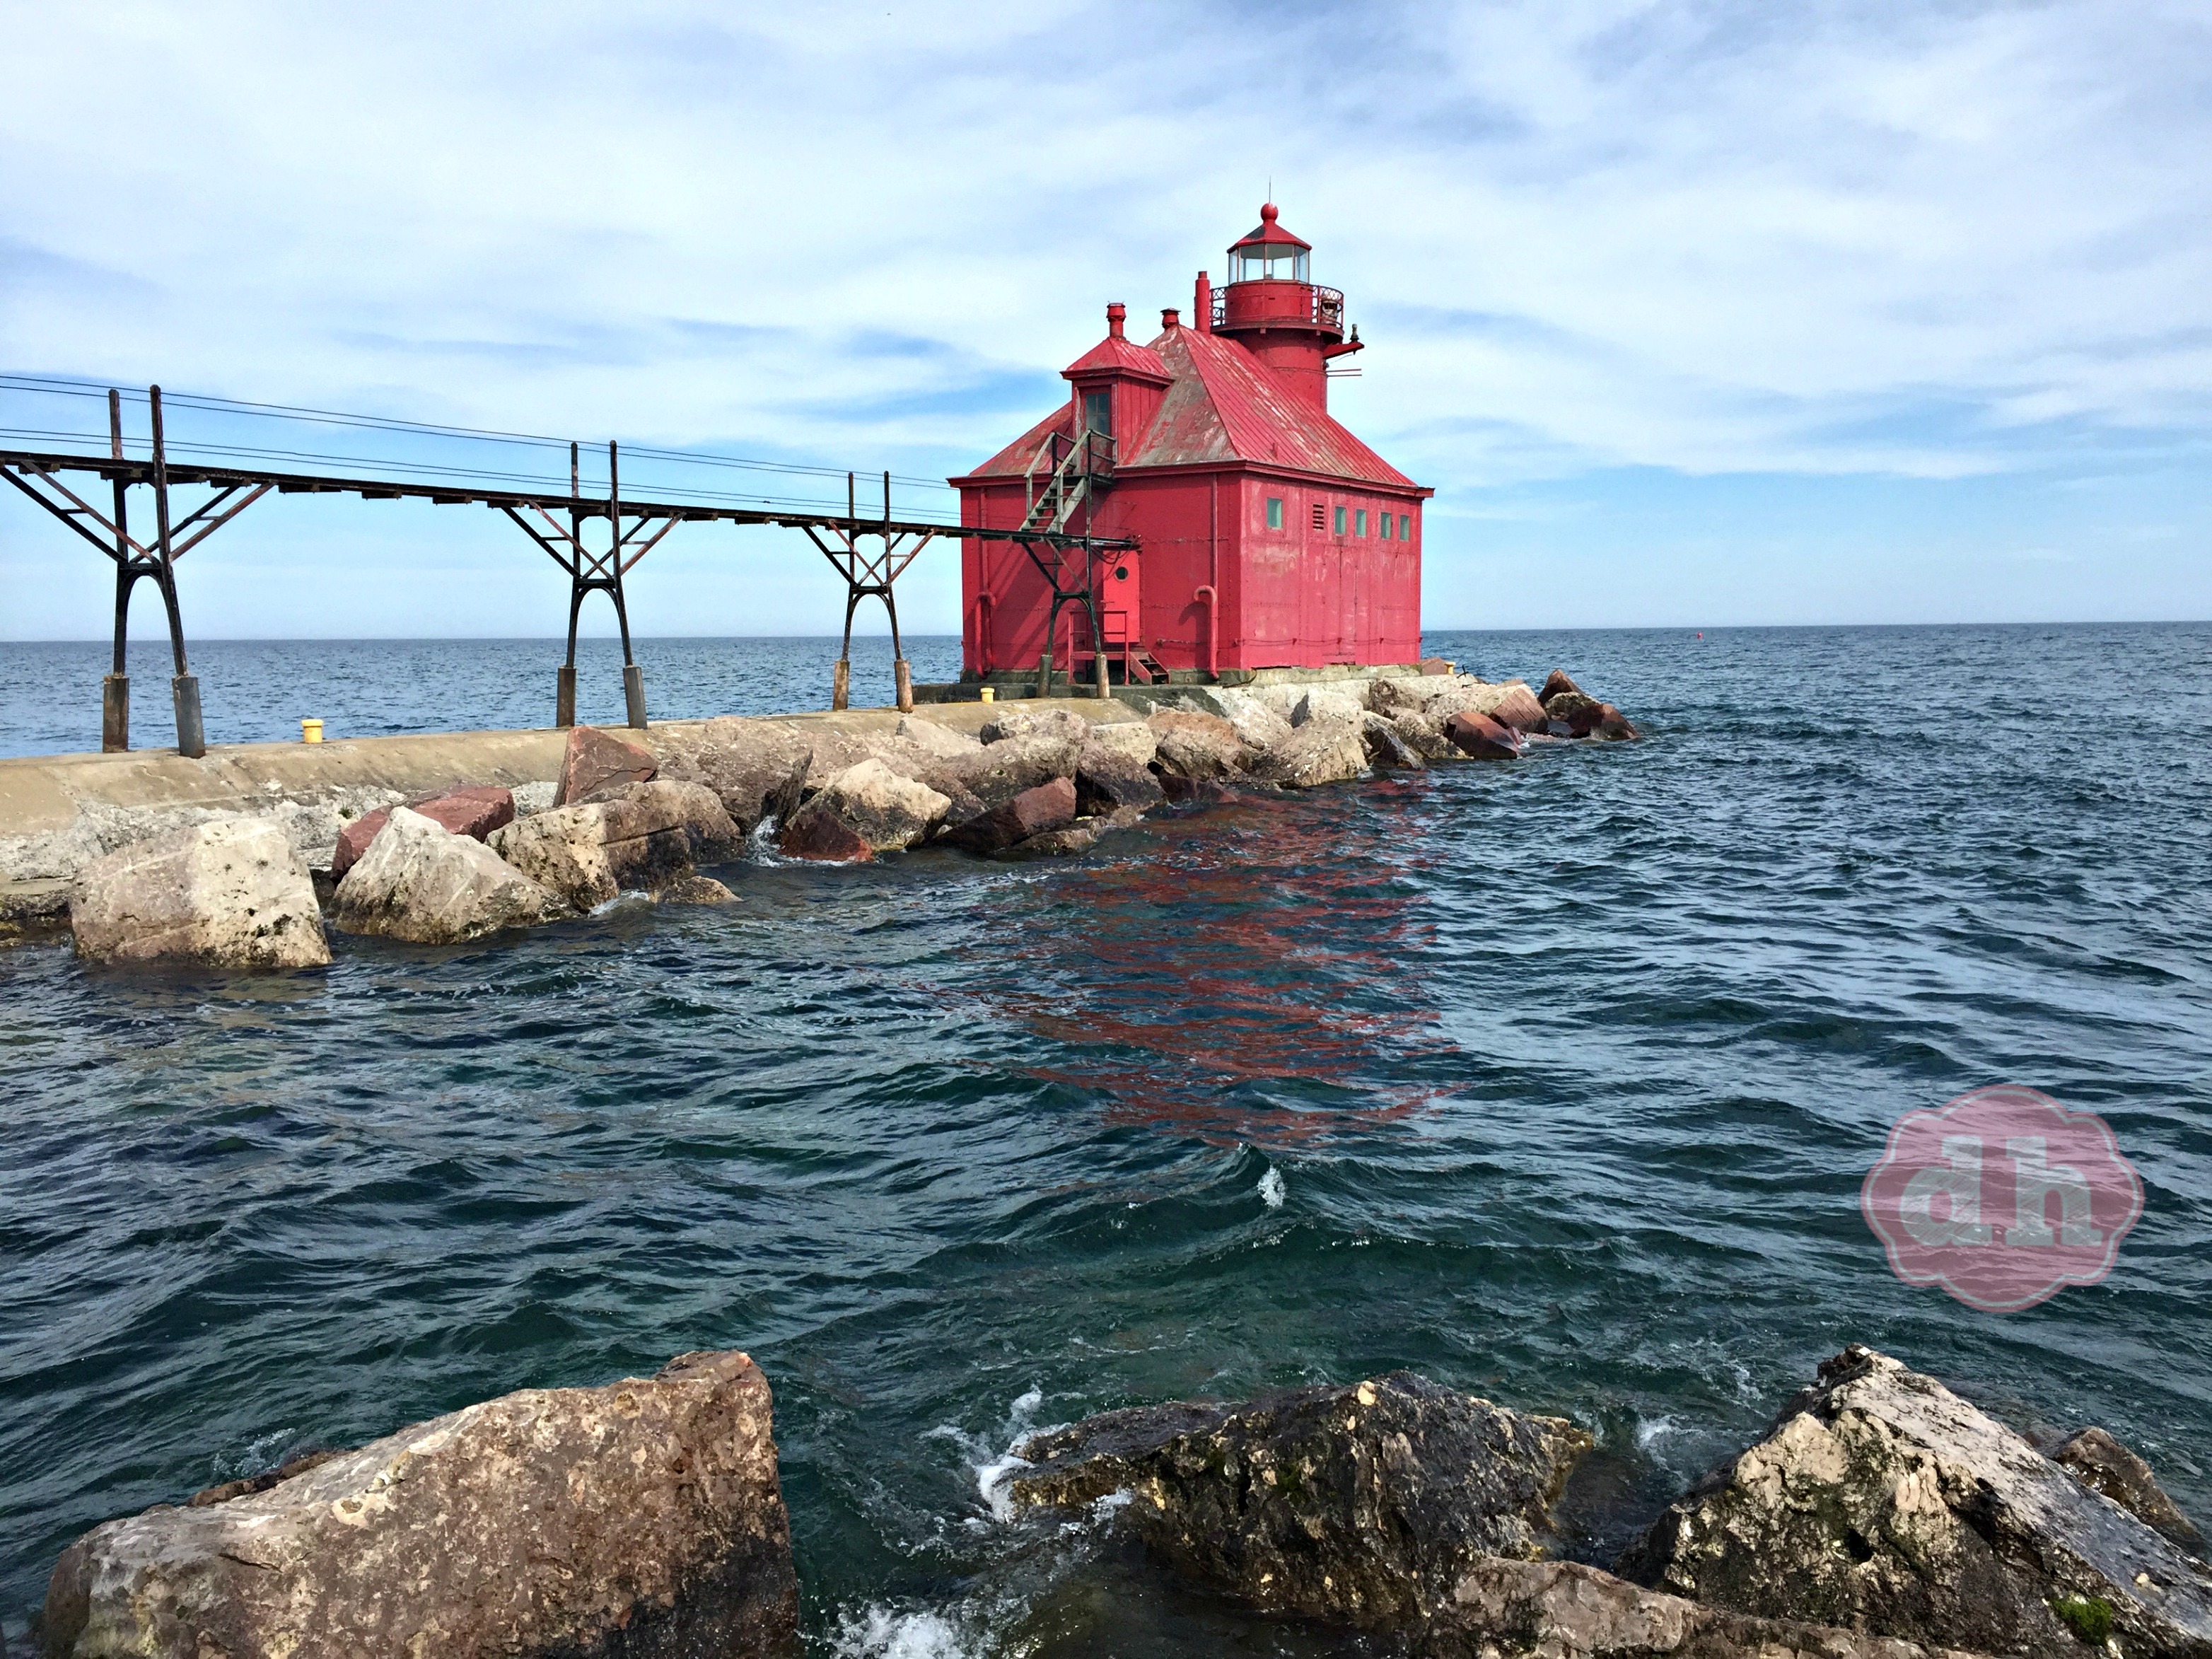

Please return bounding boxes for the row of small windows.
[1265,496,1414,540]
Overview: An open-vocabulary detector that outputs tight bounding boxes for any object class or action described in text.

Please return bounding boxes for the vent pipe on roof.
[1107,303,1126,339]
[1194,272,1212,334]
[1162,308,1180,330]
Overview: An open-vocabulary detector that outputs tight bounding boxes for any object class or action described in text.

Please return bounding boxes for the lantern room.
[951,204,1431,688]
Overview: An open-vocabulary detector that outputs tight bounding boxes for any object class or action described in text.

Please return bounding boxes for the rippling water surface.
[3,624,2209,1653]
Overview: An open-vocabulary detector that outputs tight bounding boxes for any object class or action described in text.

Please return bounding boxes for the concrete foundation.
[914,660,1442,706]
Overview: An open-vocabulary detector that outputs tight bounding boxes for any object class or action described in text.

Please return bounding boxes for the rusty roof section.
[955,323,1423,491]
[1063,333,1172,385]
[962,402,1076,482]
[1122,326,1420,489]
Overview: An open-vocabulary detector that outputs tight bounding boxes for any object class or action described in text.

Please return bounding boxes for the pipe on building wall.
[1200,474,1220,677]
[970,592,992,668]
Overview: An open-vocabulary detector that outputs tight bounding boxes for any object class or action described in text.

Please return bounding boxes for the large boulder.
[991,805,1143,861]
[1445,711,1523,760]
[1362,711,1426,770]
[1208,689,1296,754]
[1291,685,1367,728]
[2053,1427,2206,1549]
[1593,703,1640,741]
[1148,709,1246,779]
[552,725,658,807]
[776,759,950,861]
[1076,741,1165,814]
[488,781,736,908]
[1252,716,1369,788]
[1546,691,1609,737]
[1482,683,1551,733]
[915,729,1082,815]
[1083,718,1160,768]
[776,811,873,863]
[42,1349,798,1659]
[330,786,515,880]
[1374,674,1547,733]
[863,715,983,784]
[330,806,569,943]
[1388,709,1465,764]
[1009,1373,1591,1635]
[655,718,813,835]
[1614,1345,2212,1659]
[1540,669,1585,705]
[1430,1559,1984,1659]
[945,776,1077,853]
[71,820,330,969]
[978,706,1092,746]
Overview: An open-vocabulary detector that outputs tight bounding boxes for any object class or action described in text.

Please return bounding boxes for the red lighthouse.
[952,204,1430,689]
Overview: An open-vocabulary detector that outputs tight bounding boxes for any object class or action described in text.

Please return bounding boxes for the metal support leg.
[149,386,204,759]
[884,583,913,714]
[1038,595,1059,699]
[557,580,582,727]
[833,588,858,711]
[172,675,204,757]
[102,675,129,752]
[105,407,134,752]
[609,443,646,730]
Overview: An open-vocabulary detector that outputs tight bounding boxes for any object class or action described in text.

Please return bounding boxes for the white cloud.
[1,0,2206,635]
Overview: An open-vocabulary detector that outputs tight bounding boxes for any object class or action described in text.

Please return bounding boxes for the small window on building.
[1380,511,1394,540]
[1354,508,1367,537]
[1311,502,1327,531]
[1400,513,1414,539]
[1083,390,1112,438]
[1266,496,1284,530]
[1333,505,1346,535]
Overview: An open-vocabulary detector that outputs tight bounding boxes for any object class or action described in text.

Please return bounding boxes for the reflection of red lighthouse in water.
[953,204,1432,686]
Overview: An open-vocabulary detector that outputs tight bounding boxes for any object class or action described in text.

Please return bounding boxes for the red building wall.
[960,470,1421,678]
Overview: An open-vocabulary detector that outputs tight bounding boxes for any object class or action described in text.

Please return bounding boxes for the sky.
[2,0,2208,639]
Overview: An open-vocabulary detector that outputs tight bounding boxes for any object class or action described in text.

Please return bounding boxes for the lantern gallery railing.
[1211,283,1345,332]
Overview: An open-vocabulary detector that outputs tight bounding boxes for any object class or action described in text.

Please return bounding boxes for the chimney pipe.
[1162,308,1180,329]
[1107,302,1126,339]
[1194,271,1212,334]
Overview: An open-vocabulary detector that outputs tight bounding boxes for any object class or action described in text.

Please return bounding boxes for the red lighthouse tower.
[952,204,1430,689]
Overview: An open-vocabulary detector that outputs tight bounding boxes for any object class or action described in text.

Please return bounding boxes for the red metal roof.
[1121,326,1419,488]
[1230,202,1310,252]
[962,402,1075,483]
[1061,333,1172,384]
[955,320,1423,491]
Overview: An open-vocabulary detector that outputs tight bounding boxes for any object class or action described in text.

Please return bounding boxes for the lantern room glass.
[1230,245,1310,284]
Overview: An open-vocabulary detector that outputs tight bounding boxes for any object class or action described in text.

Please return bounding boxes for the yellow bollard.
[301,718,325,744]
[978,685,995,703]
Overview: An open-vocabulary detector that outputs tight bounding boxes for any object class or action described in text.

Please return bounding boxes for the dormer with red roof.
[951,204,1430,688]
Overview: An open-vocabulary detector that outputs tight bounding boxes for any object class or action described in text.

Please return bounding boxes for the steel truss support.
[500,441,675,730]
[1013,530,1109,701]
[0,385,269,757]
[803,471,934,714]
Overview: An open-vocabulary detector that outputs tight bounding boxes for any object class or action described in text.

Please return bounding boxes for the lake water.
[1,624,2208,1653]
